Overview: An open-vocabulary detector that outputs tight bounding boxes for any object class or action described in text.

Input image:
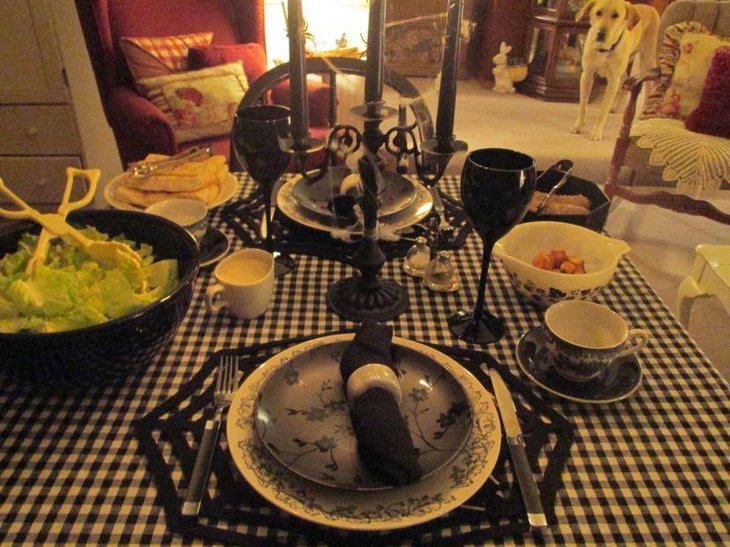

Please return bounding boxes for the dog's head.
[575,0,640,47]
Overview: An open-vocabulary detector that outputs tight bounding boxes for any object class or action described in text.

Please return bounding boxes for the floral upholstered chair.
[605,0,730,224]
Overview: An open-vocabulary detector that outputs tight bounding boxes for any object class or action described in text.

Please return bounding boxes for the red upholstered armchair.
[75,0,331,167]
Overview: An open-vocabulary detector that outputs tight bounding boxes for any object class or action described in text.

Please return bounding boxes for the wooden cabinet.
[384,0,476,79]
[0,1,122,213]
[0,0,94,209]
[476,0,532,84]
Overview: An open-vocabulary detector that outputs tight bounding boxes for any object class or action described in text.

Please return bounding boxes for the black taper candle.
[288,0,309,146]
[435,0,465,145]
[364,0,386,105]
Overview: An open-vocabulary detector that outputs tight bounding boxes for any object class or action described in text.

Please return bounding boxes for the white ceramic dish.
[493,221,630,308]
[276,177,433,235]
[227,334,501,531]
[253,338,472,490]
[104,172,238,211]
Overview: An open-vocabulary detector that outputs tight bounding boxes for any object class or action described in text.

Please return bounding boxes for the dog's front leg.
[590,77,621,141]
[571,70,594,134]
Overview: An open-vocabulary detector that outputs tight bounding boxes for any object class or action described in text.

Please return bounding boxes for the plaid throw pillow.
[120,32,213,81]
[640,22,710,119]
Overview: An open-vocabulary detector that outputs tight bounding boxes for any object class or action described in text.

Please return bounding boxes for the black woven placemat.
[220,191,471,264]
[134,333,573,545]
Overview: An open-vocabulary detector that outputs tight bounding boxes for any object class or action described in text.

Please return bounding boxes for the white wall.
[264,0,369,65]
[50,0,122,206]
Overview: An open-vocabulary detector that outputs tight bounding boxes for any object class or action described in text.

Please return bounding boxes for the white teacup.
[543,300,649,383]
[145,198,208,243]
[205,249,274,320]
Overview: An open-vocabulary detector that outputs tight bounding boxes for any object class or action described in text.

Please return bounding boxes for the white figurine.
[492,42,515,94]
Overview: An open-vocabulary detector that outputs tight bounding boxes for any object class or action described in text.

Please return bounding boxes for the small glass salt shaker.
[403,236,431,277]
[424,250,461,292]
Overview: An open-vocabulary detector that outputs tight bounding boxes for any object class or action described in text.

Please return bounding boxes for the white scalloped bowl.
[493,221,630,308]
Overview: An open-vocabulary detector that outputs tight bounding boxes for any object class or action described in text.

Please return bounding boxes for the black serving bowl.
[0,209,199,388]
[522,173,610,233]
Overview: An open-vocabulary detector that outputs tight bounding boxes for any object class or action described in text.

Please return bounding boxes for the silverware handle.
[182,416,222,516]
[508,437,548,529]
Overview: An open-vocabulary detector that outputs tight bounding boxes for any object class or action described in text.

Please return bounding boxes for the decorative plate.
[103,172,239,211]
[516,327,643,404]
[198,227,229,268]
[291,166,418,217]
[253,339,472,490]
[277,177,433,235]
[226,334,502,531]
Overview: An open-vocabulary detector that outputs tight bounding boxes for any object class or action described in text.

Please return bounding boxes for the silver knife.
[489,368,548,529]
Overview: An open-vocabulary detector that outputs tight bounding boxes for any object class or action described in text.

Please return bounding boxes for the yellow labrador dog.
[571,0,660,141]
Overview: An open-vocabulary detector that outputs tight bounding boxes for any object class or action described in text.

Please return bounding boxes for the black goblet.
[449,148,536,344]
[232,105,296,277]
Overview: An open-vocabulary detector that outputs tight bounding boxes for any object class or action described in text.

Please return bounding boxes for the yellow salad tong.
[0,177,143,274]
[25,167,100,275]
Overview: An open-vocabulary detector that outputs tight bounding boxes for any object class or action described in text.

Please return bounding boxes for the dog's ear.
[625,2,640,30]
[575,0,595,22]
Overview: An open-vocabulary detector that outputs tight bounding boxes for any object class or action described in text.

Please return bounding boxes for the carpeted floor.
[382,78,730,379]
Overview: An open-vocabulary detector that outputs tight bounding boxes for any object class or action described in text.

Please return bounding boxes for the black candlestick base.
[447,309,505,344]
[274,253,297,278]
[327,276,409,322]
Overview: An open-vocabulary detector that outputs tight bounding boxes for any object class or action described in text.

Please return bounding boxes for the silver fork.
[182,354,238,516]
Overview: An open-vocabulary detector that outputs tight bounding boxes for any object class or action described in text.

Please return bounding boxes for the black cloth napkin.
[340,322,423,486]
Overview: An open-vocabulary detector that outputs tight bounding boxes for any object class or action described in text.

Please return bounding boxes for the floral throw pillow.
[657,32,730,119]
[138,62,249,144]
[641,22,710,119]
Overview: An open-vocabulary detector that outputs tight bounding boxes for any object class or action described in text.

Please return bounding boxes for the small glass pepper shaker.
[424,250,460,292]
[403,236,431,277]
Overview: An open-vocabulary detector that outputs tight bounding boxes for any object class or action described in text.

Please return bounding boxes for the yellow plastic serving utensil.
[0,178,143,274]
[25,167,101,275]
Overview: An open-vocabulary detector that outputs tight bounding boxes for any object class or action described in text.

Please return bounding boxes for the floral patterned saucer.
[253,338,472,490]
[226,334,502,531]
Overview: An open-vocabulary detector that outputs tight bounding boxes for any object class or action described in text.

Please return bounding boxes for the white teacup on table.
[543,300,649,383]
[205,249,274,320]
[145,198,208,243]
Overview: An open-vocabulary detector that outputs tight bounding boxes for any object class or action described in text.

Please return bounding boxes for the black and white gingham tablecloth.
[1,176,729,544]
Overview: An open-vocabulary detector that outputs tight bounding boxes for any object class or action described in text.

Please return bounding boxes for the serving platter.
[103,172,238,211]
[227,333,502,531]
[277,177,433,235]
[253,339,472,490]
[291,166,418,217]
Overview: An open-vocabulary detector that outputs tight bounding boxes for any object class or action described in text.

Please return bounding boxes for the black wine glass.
[448,148,536,344]
[232,105,296,277]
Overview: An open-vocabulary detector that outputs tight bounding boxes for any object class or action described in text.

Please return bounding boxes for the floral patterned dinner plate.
[226,334,502,531]
[253,338,472,490]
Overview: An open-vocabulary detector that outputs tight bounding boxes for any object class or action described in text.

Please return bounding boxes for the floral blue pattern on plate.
[254,340,472,490]
[226,334,502,531]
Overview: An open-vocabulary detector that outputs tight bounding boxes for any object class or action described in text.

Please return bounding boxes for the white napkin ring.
[346,363,402,404]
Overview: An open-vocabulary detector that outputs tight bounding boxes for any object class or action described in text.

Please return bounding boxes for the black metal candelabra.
[314,98,465,322]
[283,0,468,322]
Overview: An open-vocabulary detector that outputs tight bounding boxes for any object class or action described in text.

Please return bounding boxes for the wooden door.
[0,0,68,104]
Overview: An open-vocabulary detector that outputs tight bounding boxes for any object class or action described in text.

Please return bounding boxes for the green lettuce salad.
[0,227,178,334]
